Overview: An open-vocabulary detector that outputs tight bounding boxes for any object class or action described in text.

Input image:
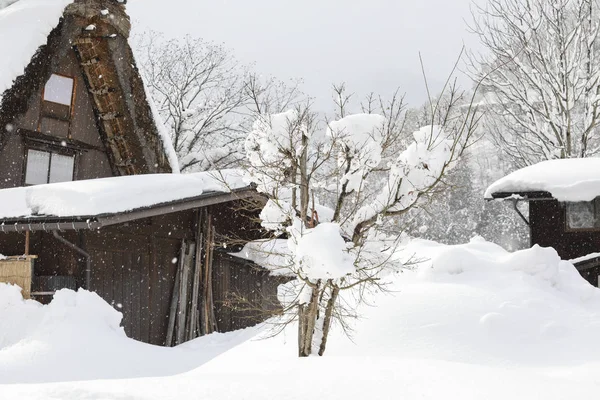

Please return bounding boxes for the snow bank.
[0,169,248,219]
[0,283,258,384]
[377,237,600,366]
[485,158,600,201]
[3,238,600,397]
[0,0,73,99]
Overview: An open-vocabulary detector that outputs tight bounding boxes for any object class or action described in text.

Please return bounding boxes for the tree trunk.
[299,133,310,224]
[298,282,320,357]
[318,285,340,356]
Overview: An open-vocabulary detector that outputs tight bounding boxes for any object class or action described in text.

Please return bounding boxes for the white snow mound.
[0,284,258,384]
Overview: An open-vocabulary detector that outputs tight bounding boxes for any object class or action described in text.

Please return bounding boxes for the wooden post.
[166,240,185,347]
[201,211,217,334]
[176,242,194,345]
[24,231,30,256]
[188,210,204,341]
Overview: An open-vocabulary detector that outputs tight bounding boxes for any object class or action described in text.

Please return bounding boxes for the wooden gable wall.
[0,30,113,189]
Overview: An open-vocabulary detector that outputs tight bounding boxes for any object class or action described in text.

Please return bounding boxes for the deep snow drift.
[2,238,600,399]
[0,285,259,384]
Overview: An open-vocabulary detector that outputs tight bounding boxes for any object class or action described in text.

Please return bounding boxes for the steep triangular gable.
[0,0,177,177]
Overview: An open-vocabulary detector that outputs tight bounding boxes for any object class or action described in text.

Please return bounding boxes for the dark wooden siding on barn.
[530,199,600,286]
[86,232,181,345]
[529,200,600,260]
[212,252,285,333]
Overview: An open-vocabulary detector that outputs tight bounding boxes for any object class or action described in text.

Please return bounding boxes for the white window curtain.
[49,153,75,183]
[25,150,50,185]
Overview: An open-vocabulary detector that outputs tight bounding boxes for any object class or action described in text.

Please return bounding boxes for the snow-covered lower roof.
[485,158,600,202]
[0,170,249,221]
[0,0,73,98]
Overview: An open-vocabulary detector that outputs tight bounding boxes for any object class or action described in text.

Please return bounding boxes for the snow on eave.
[0,0,74,100]
[484,158,600,202]
[0,170,250,221]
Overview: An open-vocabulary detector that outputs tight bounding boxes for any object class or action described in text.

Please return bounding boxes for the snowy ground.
[2,238,600,399]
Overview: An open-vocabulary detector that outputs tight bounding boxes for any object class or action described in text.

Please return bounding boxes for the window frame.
[41,73,76,109]
[564,198,600,232]
[22,145,77,186]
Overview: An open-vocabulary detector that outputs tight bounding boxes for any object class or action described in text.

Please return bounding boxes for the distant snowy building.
[485,158,600,286]
[0,0,282,346]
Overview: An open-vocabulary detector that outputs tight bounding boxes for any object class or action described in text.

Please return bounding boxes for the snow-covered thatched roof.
[485,158,600,202]
[0,170,249,222]
[0,0,73,99]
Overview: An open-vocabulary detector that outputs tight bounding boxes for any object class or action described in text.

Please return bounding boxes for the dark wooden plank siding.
[212,252,284,333]
[84,217,187,345]
[530,200,600,260]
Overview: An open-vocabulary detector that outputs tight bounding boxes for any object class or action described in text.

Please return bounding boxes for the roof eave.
[485,191,555,201]
[0,186,262,232]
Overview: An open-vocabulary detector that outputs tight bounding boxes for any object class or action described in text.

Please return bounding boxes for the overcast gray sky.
[128,0,478,109]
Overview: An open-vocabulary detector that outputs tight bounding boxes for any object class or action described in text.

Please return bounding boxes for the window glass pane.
[25,150,50,185]
[43,74,74,106]
[567,202,596,229]
[49,153,75,183]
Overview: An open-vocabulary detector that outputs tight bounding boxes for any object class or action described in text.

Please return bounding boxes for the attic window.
[43,74,74,107]
[25,149,75,185]
[566,198,600,230]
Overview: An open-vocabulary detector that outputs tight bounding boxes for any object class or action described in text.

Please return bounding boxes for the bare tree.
[244,73,305,117]
[135,32,249,172]
[469,0,600,167]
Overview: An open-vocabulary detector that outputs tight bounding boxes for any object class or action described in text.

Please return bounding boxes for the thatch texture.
[0,256,35,298]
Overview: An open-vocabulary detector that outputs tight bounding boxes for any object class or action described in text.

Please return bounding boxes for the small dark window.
[566,198,600,230]
[25,149,75,185]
